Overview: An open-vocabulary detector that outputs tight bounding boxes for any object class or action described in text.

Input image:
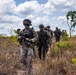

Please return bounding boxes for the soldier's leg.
[38,45,42,60]
[20,46,27,65]
[56,36,59,42]
[50,39,52,47]
[46,45,49,54]
[56,37,58,42]
[26,47,34,75]
[33,46,36,58]
[55,36,57,42]
[58,36,60,41]
[43,47,47,61]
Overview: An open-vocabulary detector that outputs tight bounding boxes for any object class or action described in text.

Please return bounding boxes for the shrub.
[54,41,73,51]
[71,58,76,65]
[11,35,18,44]
[63,36,69,41]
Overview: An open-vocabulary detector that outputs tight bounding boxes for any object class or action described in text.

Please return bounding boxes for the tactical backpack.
[38,31,49,47]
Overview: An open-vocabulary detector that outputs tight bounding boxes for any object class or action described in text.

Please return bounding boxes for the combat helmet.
[23,19,32,26]
[17,29,21,32]
[47,26,50,28]
[56,27,58,30]
[39,24,44,28]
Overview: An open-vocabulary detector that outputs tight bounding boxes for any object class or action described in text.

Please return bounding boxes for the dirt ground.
[0,37,76,75]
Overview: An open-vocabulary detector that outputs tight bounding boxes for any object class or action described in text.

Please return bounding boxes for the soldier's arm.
[47,31,52,38]
[17,29,24,45]
[31,31,38,42]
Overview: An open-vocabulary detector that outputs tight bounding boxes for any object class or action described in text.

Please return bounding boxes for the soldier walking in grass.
[54,27,62,42]
[46,26,53,47]
[18,19,38,75]
[37,24,50,61]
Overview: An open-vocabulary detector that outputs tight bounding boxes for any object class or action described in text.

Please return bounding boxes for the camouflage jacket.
[18,28,38,46]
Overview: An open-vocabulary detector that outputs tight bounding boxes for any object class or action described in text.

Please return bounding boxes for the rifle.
[18,33,32,46]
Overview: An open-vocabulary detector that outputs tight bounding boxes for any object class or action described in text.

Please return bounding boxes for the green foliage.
[71,58,76,65]
[66,11,76,22]
[11,35,17,44]
[64,32,68,37]
[54,41,73,51]
[57,41,73,48]
[63,36,69,41]
[66,11,76,37]
[73,22,76,27]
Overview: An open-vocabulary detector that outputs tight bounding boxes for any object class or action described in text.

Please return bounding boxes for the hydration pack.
[38,31,48,46]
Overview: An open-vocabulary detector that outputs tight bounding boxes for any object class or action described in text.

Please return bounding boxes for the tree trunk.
[69,28,72,37]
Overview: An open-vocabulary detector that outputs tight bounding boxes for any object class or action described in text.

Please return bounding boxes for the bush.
[63,36,69,41]
[11,35,18,44]
[71,58,76,65]
[54,41,73,51]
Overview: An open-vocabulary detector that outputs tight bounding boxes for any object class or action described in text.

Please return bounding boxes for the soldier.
[18,19,38,75]
[46,26,53,47]
[37,24,50,61]
[17,29,21,34]
[47,26,53,37]
[54,27,62,42]
[61,30,65,37]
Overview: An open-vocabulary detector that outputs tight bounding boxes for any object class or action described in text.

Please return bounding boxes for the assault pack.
[38,31,49,47]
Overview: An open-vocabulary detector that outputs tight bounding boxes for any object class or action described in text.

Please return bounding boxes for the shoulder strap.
[29,28,34,38]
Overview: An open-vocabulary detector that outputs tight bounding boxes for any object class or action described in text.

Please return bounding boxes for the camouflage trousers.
[48,39,52,47]
[20,46,34,75]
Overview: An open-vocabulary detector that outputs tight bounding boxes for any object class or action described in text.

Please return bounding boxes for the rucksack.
[38,31,48,46]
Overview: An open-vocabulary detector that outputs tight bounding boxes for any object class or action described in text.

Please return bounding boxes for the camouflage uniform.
[18,19,38,75]
[46,26,53,47]
[54,27,62,42]
[37,24,50,61]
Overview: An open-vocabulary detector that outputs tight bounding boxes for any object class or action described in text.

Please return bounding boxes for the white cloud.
[0,15,22,24]
[57,16,66,21]
[47,0,76,13]
[0,0,16,14]
[43,2,55,15]
[0,0,76,35]
[14,0,43,16]
[32,16,49,26]
[26,14,36,20]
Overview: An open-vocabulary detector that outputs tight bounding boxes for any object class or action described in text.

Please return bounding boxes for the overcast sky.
[0,0,76,36]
